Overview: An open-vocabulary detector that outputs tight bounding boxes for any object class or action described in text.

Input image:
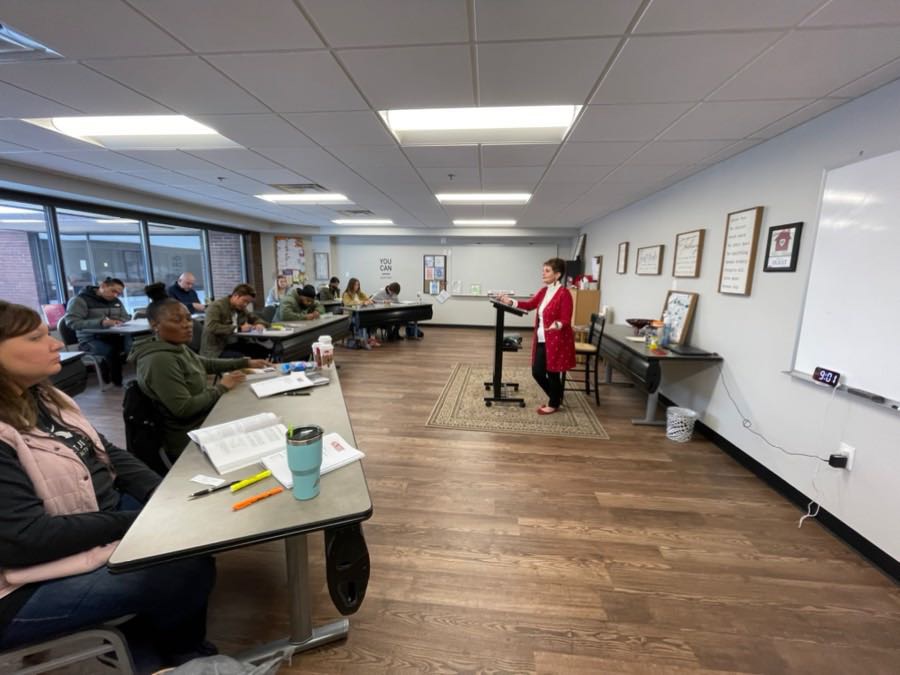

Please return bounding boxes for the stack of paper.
[262,432,365,488]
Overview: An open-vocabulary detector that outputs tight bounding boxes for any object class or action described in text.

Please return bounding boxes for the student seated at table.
[318,276,342,301]
[342,277,379,349]
[200,283,269,359]
[64,277,131,386]
[0,300,216,670]
[130,284,270,459]
[265,274,292,307]
[370,282,407,341]
[275,284,325,322]
[167,272,206,314]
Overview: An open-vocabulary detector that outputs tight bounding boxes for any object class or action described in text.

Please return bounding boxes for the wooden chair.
[564,313,605,405]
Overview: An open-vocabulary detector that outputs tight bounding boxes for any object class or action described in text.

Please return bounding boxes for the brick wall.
[208,230,244,299]
[0,231,40,310]
[244,231,264,298]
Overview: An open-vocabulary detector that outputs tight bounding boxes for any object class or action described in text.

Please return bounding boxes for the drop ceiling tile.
[635,0,822,33]
[221,169,309,185]
[338,45,474,109]
[474,0,641,40]
[661,100,812,140]
[747,99,850,140]
[303,0,468,47]
[713,26,900,100]
[543,165,615,184]
[481,145,559,167]
[253,146,342,172]
[593,32,780,104]
[829,58,900,98]
[529,182,596,206]
[0,82,79,117]
[50,151,160,172]
[131,0,322,51]
[442,205,486,219]
[694,140,762,166]
[478,38,618,106]
[405,146,478,168]
[0,0,189,58]
[0,63,169,115]
[0,121,97,152]
[282,111,395,146]
[481,166,545,187]
[121,170,222,190]
[119,150,221,171]
[419,166,481,190]
[602,164,687,183]
[87,56,268,114]
[628,140,736,164]
[189,114,315,149]
[802,0,900,26]
[2,152,114,176]
[353,165,423,185]
[570,103,693,142]
[186,149,285,171]
[328,146,412,169]
[554,141,643,166]
[207,52,367,113]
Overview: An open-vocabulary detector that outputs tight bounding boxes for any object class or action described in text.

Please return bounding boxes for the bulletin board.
[423,254,447,295]
[275,236,306,284]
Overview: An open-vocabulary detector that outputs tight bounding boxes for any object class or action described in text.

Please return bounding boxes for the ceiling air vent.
[0,24,62,63]
[267,183,328,193]
[335,209,375,217]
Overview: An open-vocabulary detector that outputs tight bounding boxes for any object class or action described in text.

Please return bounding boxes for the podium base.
[484,382,526,407]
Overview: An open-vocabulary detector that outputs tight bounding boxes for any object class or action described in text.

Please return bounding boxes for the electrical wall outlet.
[839,442,855,471]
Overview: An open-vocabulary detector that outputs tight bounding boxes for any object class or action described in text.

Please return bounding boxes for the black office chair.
[259,305,278,324]
[57,317,110,391]
[189,317,204,354]
[564,313,605,405]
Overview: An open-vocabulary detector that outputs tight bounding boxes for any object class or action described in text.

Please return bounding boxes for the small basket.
[666,407,698,443]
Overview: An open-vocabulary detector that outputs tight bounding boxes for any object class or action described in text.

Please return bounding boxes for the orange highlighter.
[232,486,284,511]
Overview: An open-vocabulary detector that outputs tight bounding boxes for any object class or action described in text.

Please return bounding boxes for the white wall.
[582,79,900,561]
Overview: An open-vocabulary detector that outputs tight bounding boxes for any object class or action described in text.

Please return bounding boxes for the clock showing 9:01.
[813,366,841,387]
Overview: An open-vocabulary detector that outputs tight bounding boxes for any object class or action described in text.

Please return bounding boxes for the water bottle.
[660,311,672,348]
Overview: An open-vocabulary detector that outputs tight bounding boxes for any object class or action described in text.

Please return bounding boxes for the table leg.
[632,389,666,426]
[236,534,349,664]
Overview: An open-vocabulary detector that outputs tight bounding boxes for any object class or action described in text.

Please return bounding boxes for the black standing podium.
[485,299,528,407]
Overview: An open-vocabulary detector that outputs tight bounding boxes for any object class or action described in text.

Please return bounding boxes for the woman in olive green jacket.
[129,285,269,458]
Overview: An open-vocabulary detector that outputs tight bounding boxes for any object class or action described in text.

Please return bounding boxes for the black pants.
[81,336,125,386]
[532,342,563,408]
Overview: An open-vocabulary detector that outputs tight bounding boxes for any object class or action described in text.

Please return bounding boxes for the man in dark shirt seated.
[167,273,205,314]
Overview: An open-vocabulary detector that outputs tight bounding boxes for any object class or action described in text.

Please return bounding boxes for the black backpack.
[122,380,168,475]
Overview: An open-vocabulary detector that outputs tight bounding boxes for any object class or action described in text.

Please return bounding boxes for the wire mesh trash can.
[666,407,698,442]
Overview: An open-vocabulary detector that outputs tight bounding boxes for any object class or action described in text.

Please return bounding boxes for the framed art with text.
[672,228,705,278]
[314,252,329,280]
[636,244,664,275]
[763,222,803,272]
[718,206,763,295]
[616,242,628,274]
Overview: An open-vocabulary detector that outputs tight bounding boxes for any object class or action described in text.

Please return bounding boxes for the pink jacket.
[516,286,576,373]
[0,390,119,600]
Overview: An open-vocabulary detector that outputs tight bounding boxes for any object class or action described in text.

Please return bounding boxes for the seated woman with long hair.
[0,300,215,669]
[129,284,270,460]
[342,277,379,349]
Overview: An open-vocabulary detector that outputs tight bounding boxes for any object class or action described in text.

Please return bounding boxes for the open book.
[262,432,364,488]
[188,412,286,474]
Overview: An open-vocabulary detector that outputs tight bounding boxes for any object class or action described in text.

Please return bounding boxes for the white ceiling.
[0,0,899,235]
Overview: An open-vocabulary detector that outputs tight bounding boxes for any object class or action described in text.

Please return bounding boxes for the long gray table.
[80,318,153,337]
[601,323,722,425]
[235,313,351,362]
[108,368,372,660]
[351,301,433,331]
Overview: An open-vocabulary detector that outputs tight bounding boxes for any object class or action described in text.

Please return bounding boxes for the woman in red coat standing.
[499,258,575,415]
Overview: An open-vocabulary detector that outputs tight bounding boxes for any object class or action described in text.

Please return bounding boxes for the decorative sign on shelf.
[423,254,447,295]
[718,206,763,295]
[673,229,705,278]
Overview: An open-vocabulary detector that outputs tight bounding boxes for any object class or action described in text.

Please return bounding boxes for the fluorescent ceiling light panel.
[452,219,517,226]
[256,193,351,204]
[436,192,531,205]
[380,105,580,146]
[331,218,394,225]
[21,115,239,150]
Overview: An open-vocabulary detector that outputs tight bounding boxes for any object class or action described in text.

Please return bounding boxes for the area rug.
[427,363,609,439]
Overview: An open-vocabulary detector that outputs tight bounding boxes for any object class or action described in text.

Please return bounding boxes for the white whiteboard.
[449,243,558,296]
[793,149,900,402]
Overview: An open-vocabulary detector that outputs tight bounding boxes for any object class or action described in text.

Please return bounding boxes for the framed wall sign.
[662,290,698,345]
[314,252,329,280]
[616,242,628,274]
[672,228,705,278]
[718,206,763,295]
[636,244,664,275]
[763,222,803,272]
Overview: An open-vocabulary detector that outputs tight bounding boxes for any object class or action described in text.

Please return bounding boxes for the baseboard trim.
[657,394,899,583]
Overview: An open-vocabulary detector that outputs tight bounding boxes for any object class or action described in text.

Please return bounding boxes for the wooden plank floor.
[74,327,900,674]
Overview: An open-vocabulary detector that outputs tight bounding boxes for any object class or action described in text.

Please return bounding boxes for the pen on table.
[230,469,272,492]
[232,486,284,511]
[188,481,238,500]
[280,391,310,396]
